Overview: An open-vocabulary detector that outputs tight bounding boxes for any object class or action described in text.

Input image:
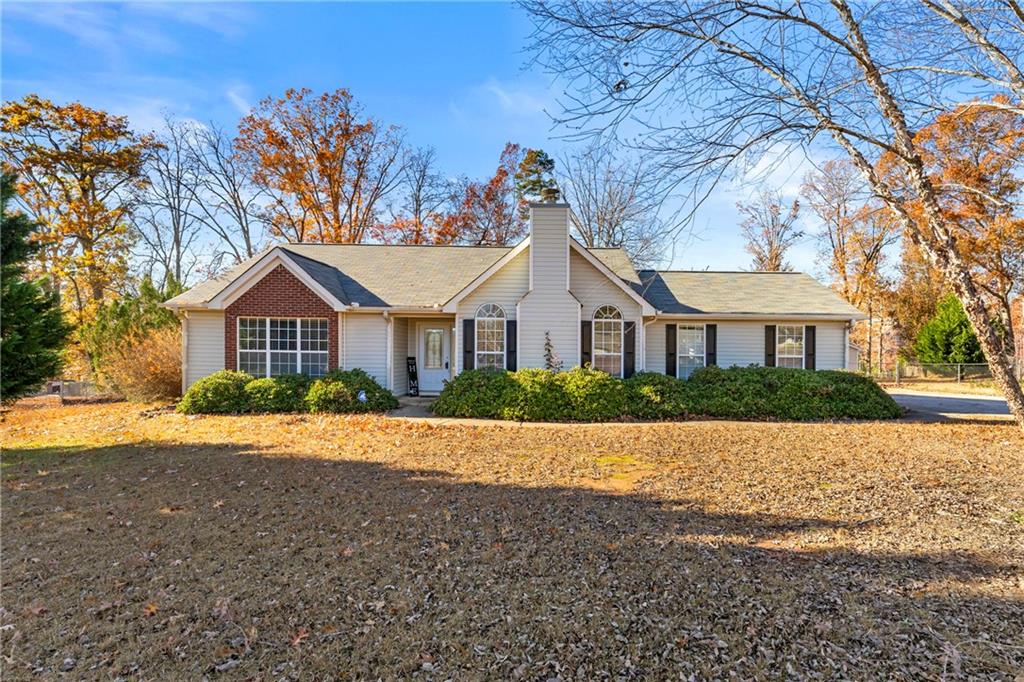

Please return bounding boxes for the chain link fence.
[867,360,1023,385]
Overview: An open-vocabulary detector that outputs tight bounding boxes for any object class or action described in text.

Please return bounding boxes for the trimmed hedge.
[177,368,396,415]
[305,369,399,414]
[432,365,901,422]
[245,374,311,413]
[177,370,252,414]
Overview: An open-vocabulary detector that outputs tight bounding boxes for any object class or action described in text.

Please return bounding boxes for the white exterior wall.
[518,205,580,368]
[184,311,225,389]
[457,249,529,320]
[643,320,850,373]
[569,250,642,321]
[342,313,388,385]
[391,317,409,395]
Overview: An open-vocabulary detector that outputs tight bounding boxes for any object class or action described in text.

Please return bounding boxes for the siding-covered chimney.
[517,199,580,368]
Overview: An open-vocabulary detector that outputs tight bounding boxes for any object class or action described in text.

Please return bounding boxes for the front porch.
[388,314,457,396]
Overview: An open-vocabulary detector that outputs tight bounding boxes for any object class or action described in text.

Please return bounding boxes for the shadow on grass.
[3,441,1022,679]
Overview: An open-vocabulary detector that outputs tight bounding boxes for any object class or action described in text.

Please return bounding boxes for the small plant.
[177,370,253,414]
[305,368,398,413]
[542,331,563,371]
[245,374,311,413]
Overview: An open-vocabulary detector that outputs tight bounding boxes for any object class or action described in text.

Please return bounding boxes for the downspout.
[180,311,189,396]
[384,310,392,391]
[844,319,852,372]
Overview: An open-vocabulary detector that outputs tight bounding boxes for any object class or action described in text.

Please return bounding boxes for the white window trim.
[592,305,624,378]
[676,323,706,378]
[776,324,805,369]
[474,304,506,370]
[237,316,330,378]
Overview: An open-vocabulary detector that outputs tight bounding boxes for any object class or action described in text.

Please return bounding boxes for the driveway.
[887,388,1011,421]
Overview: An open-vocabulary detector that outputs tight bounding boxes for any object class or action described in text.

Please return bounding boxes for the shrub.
[305,368,398,413]
[177,370,252,414]
[101,326,183,401]
[431,368,517,418]
[625,372,688,419]
[560,366,629,421]
[245,374,311,413]
[433,364,901,422]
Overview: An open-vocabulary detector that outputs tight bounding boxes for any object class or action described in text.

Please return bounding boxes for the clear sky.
[1,1,822,273]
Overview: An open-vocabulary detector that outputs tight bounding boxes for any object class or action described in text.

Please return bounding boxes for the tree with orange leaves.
[436,143,527,246]
[236,88,406,244]
[0,95,156,325]
[910,99,1024,355]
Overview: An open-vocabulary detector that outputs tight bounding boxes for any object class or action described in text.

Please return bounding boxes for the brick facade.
[224,265,339,372]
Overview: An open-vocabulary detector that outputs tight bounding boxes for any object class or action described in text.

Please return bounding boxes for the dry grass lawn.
[2,401,1023,679]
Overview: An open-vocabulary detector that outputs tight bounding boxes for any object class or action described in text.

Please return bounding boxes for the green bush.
[177,370,253,414]
[305,368,398,414]
[433,364,901,422]
[625,372,688,419]
[245,374,311,413]
[431,368,516,418]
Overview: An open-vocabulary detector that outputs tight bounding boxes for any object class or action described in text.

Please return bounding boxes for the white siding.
[391,318,409,395]
[644,319,850,373]
[342,313,388,385]
[185,311,224,389]
[518,205,580,368]
[569,250,642,321]
[457,249,529,319]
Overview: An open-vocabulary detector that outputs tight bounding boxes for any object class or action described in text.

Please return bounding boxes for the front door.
[418,324,450,394]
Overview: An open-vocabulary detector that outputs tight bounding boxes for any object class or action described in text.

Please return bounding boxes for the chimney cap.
[540,187,560,203]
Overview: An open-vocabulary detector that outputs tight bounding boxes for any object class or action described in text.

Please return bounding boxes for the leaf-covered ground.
[2,402,1022,679]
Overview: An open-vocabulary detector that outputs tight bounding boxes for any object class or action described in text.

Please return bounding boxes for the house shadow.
[3,441,1022,679]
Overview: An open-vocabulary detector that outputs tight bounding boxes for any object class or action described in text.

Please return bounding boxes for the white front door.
[418,323,450,394]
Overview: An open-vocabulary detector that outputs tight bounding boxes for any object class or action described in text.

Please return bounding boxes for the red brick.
[224,265,338,371]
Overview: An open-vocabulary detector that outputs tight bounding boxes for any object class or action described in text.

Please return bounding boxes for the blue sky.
[2,1,821,272]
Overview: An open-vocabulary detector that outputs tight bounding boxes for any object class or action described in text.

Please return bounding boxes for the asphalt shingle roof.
[166,242,861,318]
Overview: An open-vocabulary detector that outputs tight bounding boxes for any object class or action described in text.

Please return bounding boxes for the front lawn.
[2,403,1022,678]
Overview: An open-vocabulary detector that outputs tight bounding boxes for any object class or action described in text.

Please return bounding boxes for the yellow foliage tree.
[0,95,156,325]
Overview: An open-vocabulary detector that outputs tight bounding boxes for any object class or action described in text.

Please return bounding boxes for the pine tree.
[914,294,985,364]
[1,173,72,402]
[515,148,556,219]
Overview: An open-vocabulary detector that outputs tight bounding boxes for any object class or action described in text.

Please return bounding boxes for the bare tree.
[185,123,267,267]
[382,147,459,244]
[557,140,671,267]
[133,116,202,287]
[522,0,1024,426]
[736,189,801,271]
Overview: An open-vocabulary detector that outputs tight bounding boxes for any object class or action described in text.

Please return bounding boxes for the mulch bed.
[2,403,1022,679]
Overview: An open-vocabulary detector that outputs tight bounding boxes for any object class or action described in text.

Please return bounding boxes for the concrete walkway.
[887,388,1011,422]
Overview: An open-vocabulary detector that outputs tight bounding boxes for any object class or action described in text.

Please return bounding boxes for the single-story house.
[165,199,864,395]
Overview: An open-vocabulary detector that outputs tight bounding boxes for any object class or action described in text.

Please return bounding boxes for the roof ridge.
[281,242,514,249]
[643,269,807,275]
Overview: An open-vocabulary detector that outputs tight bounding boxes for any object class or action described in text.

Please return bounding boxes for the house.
[165,199,864,395]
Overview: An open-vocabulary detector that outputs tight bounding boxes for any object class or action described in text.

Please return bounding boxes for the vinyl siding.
[457,249,529,319]
[569,249,642,321]
[342,313,388,385]
[518,206,579,368]
[644,320,850,372]
[391,317,409,396]
[185,311,225,389]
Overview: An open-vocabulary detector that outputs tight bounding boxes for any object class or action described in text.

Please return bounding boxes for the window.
[777,325,804,368]
[677,324,705,379]
[475,304,506,370]
[593,305,623,377]
[237,318,329,378]
[424,328,443,369]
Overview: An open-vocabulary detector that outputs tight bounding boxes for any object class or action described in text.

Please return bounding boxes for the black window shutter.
[665,324,677,376]
[580,320,592,367]
[506,320,517,371]
[463,318,475,370]
[804,325,816,370]
[706,324,717,367]
[764,325,776,367]
[623,322,636,378]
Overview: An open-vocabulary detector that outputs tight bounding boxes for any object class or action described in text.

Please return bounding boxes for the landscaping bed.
[2,403,1021,678]
[433,365,902,421]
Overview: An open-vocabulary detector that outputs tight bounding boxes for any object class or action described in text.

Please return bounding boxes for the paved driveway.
[887,389,1011,421]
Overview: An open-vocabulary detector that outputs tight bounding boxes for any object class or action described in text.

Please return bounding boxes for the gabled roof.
[637,270,864,318]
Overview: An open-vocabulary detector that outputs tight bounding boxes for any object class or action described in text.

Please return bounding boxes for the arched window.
[475,303,506,370]
[592,305,623,376]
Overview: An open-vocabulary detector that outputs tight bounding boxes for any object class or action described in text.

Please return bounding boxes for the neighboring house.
[165,200,864,395]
